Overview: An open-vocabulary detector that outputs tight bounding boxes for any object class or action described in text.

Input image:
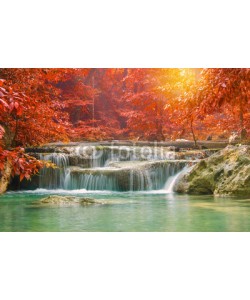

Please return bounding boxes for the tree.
[0,78,55,186]
[121,68,185,141]
[1,67,249,188]
[196,68,250,139]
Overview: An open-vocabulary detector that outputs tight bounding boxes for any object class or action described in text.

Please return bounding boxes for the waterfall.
[31,145,193,192]
[164,169,184,193]
[39,153,69,189]
[58,162,186,192]
[163,166,191,193]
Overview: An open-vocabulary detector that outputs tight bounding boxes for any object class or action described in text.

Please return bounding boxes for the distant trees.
[171,68,250,144]
[194,68,250,140]
[121,68,185,141]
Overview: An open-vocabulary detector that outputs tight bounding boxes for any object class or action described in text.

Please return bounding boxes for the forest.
[0,68,249,182]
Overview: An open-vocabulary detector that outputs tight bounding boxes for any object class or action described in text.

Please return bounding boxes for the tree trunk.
[190,119,198,148]
[11,118,19,147]
[0,160,12,194]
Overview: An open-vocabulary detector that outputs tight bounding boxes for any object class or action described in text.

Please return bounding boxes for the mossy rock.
[175,145,250,196]
[32,195,106,207]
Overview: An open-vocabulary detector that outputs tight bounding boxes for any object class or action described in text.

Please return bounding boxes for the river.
[1,143,249,232]
[1,189,250,231]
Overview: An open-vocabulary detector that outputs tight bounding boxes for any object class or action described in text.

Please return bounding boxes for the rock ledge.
[33,195,105,206]
[175,145,250,196]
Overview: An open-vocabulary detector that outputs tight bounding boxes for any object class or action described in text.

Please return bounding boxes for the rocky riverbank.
[4,141,250,196]
[9,142,207,191]
[175,145,250,196]
[27,139,237,152]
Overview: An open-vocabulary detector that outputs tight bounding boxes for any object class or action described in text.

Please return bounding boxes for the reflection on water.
[0,191,250,232]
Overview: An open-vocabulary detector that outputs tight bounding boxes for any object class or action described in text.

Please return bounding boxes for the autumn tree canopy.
[0,68,249,180]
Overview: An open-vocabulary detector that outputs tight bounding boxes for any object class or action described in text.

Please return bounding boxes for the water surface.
[1,190,250,232]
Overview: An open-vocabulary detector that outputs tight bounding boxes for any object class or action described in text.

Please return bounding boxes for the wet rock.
[174,150,218,160]
[175,145,250,196]
[52,140,229,149]
[68,155,90,168]
[25,147,63,153]
[33,195,105,206]
[9,174,39,191]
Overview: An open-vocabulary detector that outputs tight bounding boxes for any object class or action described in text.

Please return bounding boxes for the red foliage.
[0,68,249,182]
[197,68,250,136]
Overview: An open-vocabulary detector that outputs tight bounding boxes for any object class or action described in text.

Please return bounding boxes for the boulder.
[175,145,250,196]
[33,195,105,206]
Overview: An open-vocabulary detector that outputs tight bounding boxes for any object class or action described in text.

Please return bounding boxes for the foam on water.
[7,188,113,195]
[21,146,195,192]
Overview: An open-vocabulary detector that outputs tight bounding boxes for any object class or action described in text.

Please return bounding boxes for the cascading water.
[34,145,195,192]
[64,166,180,191]
[39,153,69,189]
[163,166,190,193]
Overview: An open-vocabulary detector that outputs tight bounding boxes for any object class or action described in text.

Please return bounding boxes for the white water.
[163,166,190,193]
[31,146,195,192]
[7,188,113,195]
[53,162,185,191]
[9,166,190,195]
